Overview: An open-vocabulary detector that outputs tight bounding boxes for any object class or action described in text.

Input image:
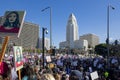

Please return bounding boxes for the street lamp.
[42,27,48,69]
[106,4,115,67]
[41,7,52,49]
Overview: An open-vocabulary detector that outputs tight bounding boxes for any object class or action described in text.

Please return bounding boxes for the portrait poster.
[0,11,26,38]
[13,46,23,71]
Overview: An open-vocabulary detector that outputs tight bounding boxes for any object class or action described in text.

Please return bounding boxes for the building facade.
[80,33,99,48]
[0,19,39,49]
[39,37,50,50]
[74,39,88,51]
[59,13,88,51]
[66,13,79,48]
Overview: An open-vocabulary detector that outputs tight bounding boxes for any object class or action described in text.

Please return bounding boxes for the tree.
[114,39,118,45]
[110,41,120,56]
[95,43,107,57]
[95,41,120,57]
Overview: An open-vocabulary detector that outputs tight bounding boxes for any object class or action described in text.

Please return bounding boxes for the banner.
[0,11,26,37]
[13,46,23,71]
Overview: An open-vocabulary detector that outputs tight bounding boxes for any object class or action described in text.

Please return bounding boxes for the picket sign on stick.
[18,69,21,80]
[0,36,9,62]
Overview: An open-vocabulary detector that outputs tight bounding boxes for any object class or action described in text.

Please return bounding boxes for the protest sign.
[13,46,23,71]
[90,71,99,80]
[0,11,26,38]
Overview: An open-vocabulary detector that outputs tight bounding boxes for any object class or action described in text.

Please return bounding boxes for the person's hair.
[41,73,55,80]
[3,11,20,27]
[21,64,35,80]
[69,70,82,80]
[61,74,67,80]
[69,75,79,80]
[2,67,11,80]
[0,75,3,80]
[53,73,61,80]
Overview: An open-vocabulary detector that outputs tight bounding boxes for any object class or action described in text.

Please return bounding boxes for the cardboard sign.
[90,71,99,80]
[0,11,26,38]
[13,46,23,71]
[46,56,51,62]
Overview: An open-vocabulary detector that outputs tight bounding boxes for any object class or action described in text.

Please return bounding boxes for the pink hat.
[0,62,9,76]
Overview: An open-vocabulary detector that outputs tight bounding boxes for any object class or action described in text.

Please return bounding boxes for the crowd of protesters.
[0,52,120,80]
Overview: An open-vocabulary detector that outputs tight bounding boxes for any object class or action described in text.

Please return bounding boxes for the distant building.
[0,16,39,49]
[59,13,88,51]
[74,39,88,51]
[59,41,68,49]
[66,13,79,48]
[80,33,99,48]
[39,38,50,50]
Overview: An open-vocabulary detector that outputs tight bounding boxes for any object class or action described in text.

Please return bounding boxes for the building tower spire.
[66,13,79,48]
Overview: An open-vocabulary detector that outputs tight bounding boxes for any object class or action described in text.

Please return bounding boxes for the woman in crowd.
[21,64,36,80]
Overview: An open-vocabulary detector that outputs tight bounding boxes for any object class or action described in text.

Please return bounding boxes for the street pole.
[42,28,48,69]
[41,7,52,49]
[107,4,110,68]
[107,4,115,68]
[42,28,45,69]
[50,7,52,49]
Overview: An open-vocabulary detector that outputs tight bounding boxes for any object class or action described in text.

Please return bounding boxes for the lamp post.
[42,27,48,69]
[41,7,52,49]
[106,4,115,67]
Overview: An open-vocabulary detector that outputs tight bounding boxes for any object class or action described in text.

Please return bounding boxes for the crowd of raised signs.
[0,52,120,80]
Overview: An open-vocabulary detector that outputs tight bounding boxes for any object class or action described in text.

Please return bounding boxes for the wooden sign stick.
[0,36,9,62]
[18,69,21,80]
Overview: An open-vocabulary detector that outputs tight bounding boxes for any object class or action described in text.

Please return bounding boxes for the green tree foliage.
[95,39,120,57]
[114,40,118,45]
[95,43,107,57]
[110,39,120,56]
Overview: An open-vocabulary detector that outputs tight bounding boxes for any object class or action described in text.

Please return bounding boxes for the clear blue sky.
[0,0,120,48]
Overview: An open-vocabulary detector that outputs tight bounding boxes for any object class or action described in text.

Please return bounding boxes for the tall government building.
[66,13,79,48]
[0,17,39,49]
[59,13,88,50]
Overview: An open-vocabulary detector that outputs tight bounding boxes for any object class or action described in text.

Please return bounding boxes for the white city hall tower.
[66,13,79,48]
